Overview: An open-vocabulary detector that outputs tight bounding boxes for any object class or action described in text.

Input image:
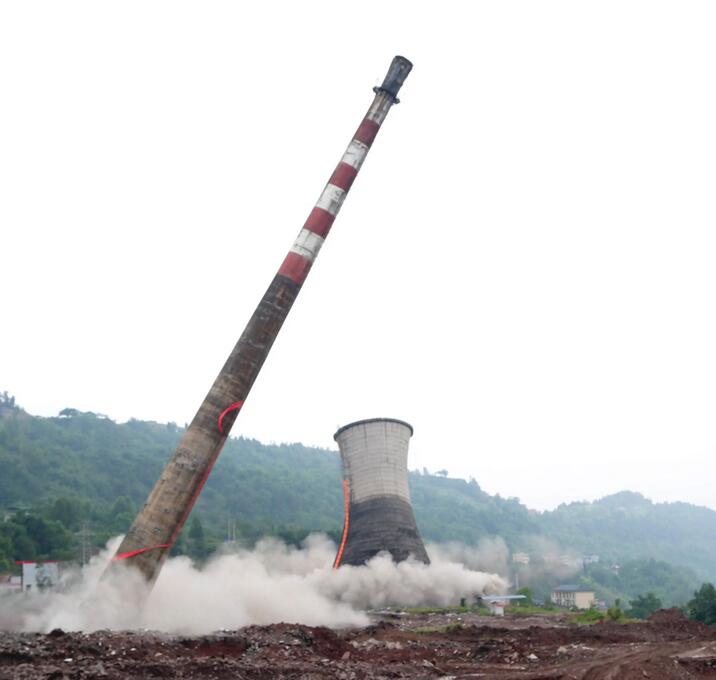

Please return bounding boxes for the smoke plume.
[427,536,511,576]
[0,534,506,634]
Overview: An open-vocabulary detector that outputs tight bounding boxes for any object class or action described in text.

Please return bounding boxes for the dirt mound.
[650,607,691,625]
[2,612,716,678]
[649,607,716,638]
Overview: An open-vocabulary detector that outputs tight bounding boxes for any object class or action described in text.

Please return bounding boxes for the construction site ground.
[2,607,716,679]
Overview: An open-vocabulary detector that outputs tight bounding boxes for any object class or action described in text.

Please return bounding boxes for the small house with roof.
[479,594,526,616]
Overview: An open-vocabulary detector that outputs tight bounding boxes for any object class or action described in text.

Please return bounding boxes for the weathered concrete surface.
[110,275,300,582]
[335,418,430,566]
[336,418,414,503]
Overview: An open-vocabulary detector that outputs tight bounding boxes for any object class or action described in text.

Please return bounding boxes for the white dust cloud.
[427,536,511,576]
[0,534,506,634]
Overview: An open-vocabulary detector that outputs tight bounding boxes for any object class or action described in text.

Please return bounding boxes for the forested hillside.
[543,491,716,579]
[1,397,715,605]
[1,402,539,545]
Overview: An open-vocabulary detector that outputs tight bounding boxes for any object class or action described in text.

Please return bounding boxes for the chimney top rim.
[334,417,414,440]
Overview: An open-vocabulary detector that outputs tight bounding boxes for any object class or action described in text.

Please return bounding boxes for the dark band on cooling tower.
[339,495,430,566]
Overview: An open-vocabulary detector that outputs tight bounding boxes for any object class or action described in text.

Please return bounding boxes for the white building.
[551,585,595,610]
[512,552,530,565]
[17,561,61,592]
[479,595,526,616]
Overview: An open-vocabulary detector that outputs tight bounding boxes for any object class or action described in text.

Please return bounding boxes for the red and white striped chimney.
[278,56,413,286]
[109,56,413,585]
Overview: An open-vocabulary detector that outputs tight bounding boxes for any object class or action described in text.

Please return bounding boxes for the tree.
[628,592,662,619]
[12,513,74,560]
[688,583,716,625]
[48,497,82,531]
[607,598,626,622]
[58,408,80,417]
[187,515,208,561]
[169,532,186,557]
[515,586,533,606]
[107,496,136,534]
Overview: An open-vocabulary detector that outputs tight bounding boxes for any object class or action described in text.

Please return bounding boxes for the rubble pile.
[1,609,715,679]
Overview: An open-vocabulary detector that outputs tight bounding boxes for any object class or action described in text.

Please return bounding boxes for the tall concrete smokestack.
[333,418,430,567]
[110,57,413,585]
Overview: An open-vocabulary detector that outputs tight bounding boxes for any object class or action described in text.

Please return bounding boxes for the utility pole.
[78,522,94,565]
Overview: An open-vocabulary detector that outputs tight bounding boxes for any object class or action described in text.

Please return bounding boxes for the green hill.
[1,395,714,606]
[0,405,546,551]
[542,491,716,580]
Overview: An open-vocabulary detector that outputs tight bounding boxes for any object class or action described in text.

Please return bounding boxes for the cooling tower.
[333,418,430,567]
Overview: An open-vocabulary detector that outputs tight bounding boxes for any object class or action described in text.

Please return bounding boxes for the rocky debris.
[1,611,716,679]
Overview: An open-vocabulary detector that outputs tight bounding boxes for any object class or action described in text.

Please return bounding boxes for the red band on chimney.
[303,207,335,238]
[354,119,380,147]
[329,163,359,192]
[278,251,312,285]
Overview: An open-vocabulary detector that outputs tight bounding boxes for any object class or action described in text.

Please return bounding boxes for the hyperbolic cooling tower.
[333,418,430,567]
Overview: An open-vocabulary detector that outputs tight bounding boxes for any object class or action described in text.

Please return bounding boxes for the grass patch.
[404,606,469,615]
[504,604,559,616]
[572,609,607,624]
[403,605,491,616]
[571,608,636,625]
[412,623,464,634]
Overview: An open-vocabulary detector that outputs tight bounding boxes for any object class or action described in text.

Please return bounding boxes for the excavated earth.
[1,608,716,679]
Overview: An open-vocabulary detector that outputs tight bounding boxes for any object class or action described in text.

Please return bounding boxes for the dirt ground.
[2,608,716,679]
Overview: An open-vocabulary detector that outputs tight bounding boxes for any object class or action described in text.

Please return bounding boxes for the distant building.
[2,506,22,522]
[559,555,583,569]
[16,561,63,592]
[479,595,526,616]
[551,585,595,610]
[512,552,530,565]
[582,554,600,566]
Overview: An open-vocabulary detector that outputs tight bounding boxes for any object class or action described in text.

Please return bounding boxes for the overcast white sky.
[2,1,715,512]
